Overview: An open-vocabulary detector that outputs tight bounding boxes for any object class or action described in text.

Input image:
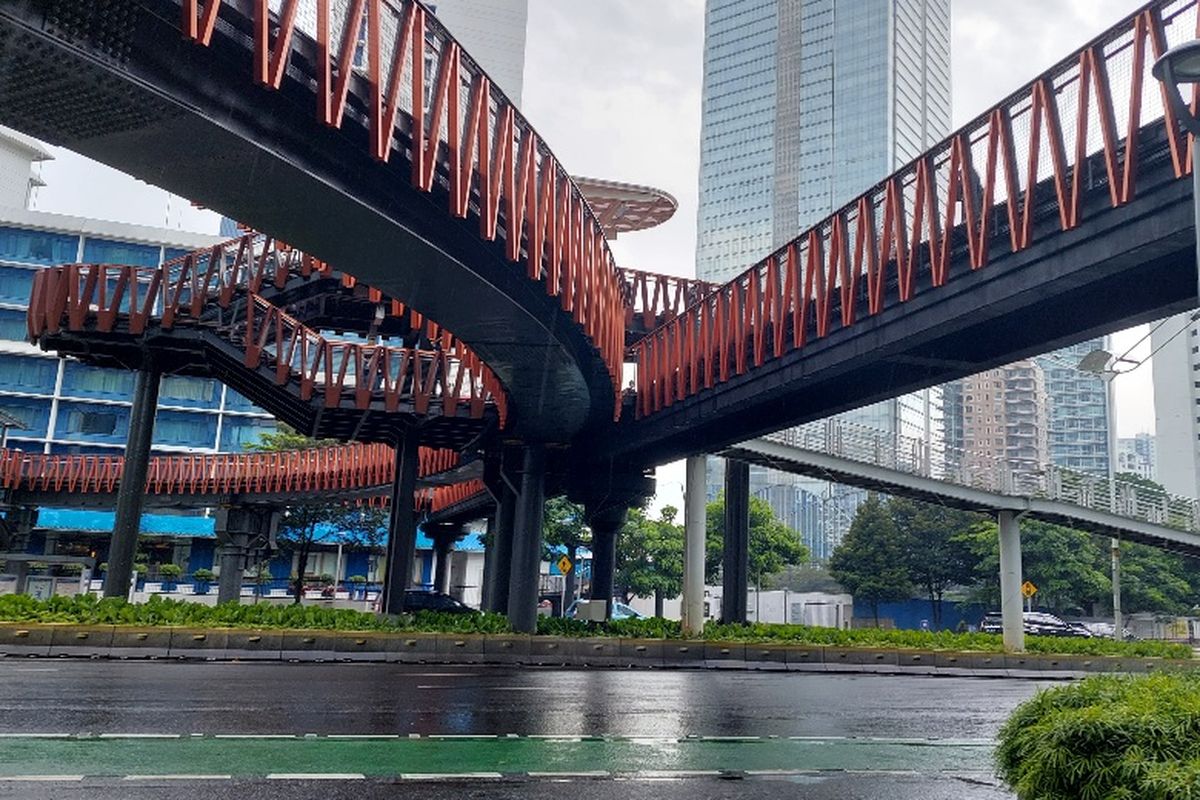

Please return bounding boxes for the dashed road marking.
[401,772,504,780]
[0,775,85,782]
[267,773,366,780]
[123,774,233,780]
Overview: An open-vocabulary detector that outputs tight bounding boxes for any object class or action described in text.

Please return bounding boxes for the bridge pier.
[105,369,159,599]
[507,445,546,633]
[215,507,277,605]
[721,459,750,624]
[427,523,465,596]
[383,431,421,615]
[486,487,517,613]
[682,455,707,635]
[587,505,628,620]
[998,510,1025,653]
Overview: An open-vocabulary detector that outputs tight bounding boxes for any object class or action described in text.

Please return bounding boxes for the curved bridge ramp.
[0,0,627,440]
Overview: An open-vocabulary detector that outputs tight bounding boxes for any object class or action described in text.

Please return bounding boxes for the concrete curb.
[0,624,1190,678]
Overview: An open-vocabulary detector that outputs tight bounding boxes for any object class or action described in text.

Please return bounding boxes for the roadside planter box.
[0,623,53,656]
[109,626,172,658]
[168,628,229,660]
[434,633,485,661]
[481,634,532,664]
[385,633,437,663]
[528,636,570,665]
[661,641,707,668]
[618,638,666,668]
[279,630,338,661]
[333,631,391,662]
[48,624,115,658]
[225,629,283,660]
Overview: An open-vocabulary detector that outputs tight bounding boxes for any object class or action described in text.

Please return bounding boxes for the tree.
[829,494,911,625]
[542,497,589,605]
[704,494,809,589]
[247,427,386,603]
[615,506,684,616]
[889,497,981,627]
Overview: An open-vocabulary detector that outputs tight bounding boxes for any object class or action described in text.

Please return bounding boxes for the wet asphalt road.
[0,660,1047,798]
[0,660,1048,737]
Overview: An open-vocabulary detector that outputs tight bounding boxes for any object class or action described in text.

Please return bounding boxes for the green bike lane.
[0,734,994,779]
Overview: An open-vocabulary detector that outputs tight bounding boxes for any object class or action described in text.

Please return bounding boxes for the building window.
[76,411,117,436]
[81,238,160,268]
[0,226,77,265]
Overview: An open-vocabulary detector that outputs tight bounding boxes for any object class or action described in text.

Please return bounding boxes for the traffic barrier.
[279,630,338,661]
[783,645,825,671]
[225,629,283,660]
[48,625,114,658]
[742,644,789,670]
[896,650,937,674]
[333,631,392,662]
[481,635,532,665]
[0,624,52,656]
[167,628,230,660]
[1004,652,1042,674]
[661,641,707,668]
[386,633,438,663]
[528,636,569,665]
[619,638,666,668]
[704,642,746,669]
[435,633,485,662]
[109,627,172,658]
[572,637,621,667]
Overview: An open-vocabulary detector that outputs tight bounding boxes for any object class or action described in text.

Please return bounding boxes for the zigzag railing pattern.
[27,264,507,424]
[180,0,627,418]
[635,0,1200,416]
[618,268,719,340]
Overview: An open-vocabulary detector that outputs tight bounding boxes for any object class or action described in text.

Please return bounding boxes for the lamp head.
[1153,39,1200,84]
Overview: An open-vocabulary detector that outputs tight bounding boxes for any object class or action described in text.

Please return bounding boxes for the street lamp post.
[1154,40,1200,308]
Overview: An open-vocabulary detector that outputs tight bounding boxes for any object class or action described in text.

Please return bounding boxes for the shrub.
[347,575,367,585]
[158,564,183,579]
[997,672,1200,799]
[191,569,216,582]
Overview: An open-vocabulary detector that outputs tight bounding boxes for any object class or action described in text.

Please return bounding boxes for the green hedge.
[997,673,1200,799]
[0,594,1189,659]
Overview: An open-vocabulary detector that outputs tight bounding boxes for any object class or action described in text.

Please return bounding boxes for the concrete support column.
[587,506,628,620]
[104,369,159,599]
[721,458,750,625]
[383,431,420,615]
[682,455,707,635]
[487,486,517,613]
[998,510,1025,653]
[506,445,546,633]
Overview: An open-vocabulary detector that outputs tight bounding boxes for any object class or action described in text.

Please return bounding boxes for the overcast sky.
[29,0,1162,474]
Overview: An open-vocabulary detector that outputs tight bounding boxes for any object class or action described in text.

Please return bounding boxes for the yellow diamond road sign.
[1021,580,1038,599]
[557,555,573,575]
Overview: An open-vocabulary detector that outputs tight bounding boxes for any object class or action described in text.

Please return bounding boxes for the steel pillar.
[998,510,1025,653]
[506,445,546,633]
[721,458,750,624]
[104,369,159,598]
[427,523,464,596]
[383,431,420,615]
[587,506,627,620]
[480,512,497,611]
[215,507,277,605]
[682,455,707,635]
[488,486,517,613]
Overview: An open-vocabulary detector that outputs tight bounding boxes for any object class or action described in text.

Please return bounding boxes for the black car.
[979,611,1092,637]
[402,590,476,615]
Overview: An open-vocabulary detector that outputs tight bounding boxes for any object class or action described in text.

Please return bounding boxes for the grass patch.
[997,673,1200,799]
[0,594,1189,659]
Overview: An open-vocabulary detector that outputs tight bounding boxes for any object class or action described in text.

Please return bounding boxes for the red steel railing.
[619,268,719,337]
[28,264,507,424]
[634,0,1200,416]
[180,0,627,419]
[0,443,457,497]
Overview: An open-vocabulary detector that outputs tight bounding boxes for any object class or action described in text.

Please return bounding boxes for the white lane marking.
[267,773,366,780]
[526,735,583,742]
[0,733,73,738]
[404,672,482,677]
[5,668,59,673]
[401,772,503,780]
[527,771,610,778]
[0,776,85,782]
[627,737,681,745]
[326,735,400,740]
[427,734,499,739]
[98,733,180,739]
[123,775,233,781]
[635,770,722,778]
[214,734,297,739]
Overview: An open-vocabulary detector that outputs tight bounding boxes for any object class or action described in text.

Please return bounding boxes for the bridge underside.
[0,0,613,441]
[609,148,1198,467]
[724,438,1200,557]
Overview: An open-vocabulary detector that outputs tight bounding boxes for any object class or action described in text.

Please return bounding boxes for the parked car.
[563,599,646,621]
[403,590,477,615]
[979,611,1092,637]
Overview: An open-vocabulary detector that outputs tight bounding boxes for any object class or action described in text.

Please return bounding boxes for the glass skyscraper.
[695,0,952,556]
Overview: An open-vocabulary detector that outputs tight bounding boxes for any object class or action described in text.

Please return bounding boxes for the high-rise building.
[1152,311,1200,498]
[428,0,529,107]
[1117,433,1156,482]
[958,361,1049,478]
[1035,339,1112,475]
[695,0,951,556]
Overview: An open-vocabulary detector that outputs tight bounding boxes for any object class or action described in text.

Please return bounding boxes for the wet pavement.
[0,660,1047,797]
